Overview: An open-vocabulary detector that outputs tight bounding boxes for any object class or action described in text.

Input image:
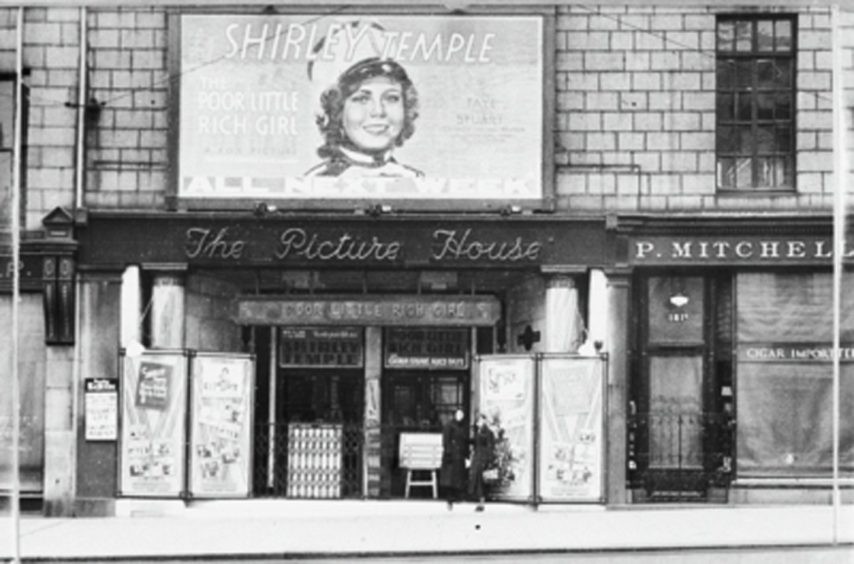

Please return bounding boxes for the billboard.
[179,14,545,206]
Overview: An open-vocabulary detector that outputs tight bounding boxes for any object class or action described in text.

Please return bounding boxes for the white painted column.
[579,269,608,356]
[544,275,583,353]
[120,266,142,350]
[150,274,185,349]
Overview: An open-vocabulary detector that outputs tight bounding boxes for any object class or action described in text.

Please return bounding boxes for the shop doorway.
[629,274,734,502]
[381,371,470,498]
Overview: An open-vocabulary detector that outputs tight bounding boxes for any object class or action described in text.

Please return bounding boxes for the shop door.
[381,371,470,497]
[630,275,731,502]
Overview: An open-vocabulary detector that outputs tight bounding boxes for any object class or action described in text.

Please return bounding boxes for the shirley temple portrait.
[304,20,424,179]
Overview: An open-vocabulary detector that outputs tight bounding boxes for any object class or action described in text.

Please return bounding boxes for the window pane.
[717,60,735,89]
[736,92,752,121]
[774,60,792,88]
[717,92,734,120]
[0,152,10,230]
[735,157,752,188]
[717,126,736,153]
[756,126,775,153]
[649,355,704,469]
[736,20,752,51]
[780,158,794,187]
[776,125,792,153]
[736,60,753,89]
[757,59,775,88]
[738,127,753,153]
[0,82,12,150]
[756,93,774,120]
[775,20,792,51]
[757,20,774,51]
[717,20,735,51]
[776,93,792,119]
[718,157,736,188]
[755,158,774,187]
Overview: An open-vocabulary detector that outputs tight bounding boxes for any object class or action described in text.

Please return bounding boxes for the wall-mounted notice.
[84,378,118,441]
[279,327,363,367]
[119,351,188,497]
[188,353,255,498]
[384,328,469,370]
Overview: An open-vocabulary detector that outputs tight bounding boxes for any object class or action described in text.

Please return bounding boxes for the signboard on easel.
[399,432,443,499]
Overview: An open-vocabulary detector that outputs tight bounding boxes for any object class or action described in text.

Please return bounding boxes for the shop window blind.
[736,272,854,477]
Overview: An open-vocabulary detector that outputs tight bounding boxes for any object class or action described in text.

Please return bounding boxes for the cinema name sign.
[630,235,854,265]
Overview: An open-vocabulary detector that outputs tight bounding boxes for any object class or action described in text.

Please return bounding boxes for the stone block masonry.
[86,7,169,208]
[554,5,836,213]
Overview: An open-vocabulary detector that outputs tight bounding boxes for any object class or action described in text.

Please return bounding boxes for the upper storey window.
[716,16,796,191]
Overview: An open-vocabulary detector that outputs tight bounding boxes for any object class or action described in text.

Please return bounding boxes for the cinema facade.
[1,4,852,516]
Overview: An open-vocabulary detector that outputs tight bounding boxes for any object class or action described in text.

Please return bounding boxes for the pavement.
[0,499,853,561]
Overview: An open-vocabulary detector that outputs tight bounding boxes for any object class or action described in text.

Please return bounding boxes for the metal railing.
[627,411,735,502]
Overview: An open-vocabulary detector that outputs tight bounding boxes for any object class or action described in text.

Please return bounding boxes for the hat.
[308,20,409,118]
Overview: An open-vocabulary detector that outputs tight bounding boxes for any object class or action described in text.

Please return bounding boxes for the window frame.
[715,14,797,193]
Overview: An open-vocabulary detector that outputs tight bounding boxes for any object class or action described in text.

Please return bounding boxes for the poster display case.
[538,355,606,503]
[118,350,189,498]
[188,353,255,498]
[118,349,255,499]
[477,355,536,502]
[476,354,606,504]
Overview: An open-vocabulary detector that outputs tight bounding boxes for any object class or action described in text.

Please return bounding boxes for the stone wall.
[554,5,835,212]
[185,273,244,353]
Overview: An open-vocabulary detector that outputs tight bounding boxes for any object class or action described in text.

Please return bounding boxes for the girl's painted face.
[342,76,405,153]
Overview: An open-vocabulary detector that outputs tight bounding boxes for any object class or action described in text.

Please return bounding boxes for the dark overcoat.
[439,420,469,490]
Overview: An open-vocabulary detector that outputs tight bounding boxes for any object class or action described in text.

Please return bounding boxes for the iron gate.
[252,422,364,498]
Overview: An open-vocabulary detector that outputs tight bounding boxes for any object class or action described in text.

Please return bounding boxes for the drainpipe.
[74,7,87,211]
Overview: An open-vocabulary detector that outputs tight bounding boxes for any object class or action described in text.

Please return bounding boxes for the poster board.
[188,353,255,498]
[118,350,189,497]
[178,14,548,209]
[477,355,536,501]
[538,356,606,502]
[84,378,118,442]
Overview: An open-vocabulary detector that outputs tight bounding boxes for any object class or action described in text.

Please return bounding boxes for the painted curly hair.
[315,61,419,159]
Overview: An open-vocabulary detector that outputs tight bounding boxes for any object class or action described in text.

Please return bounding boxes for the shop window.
[716,15,796,191]
[735,272,854,477]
